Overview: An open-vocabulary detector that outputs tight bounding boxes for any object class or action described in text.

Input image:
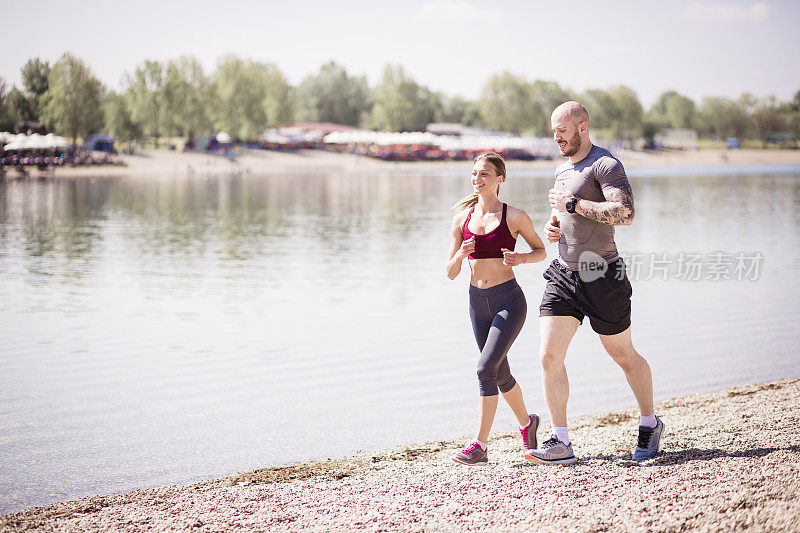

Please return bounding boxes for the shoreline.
[2,147,800,179]
[2,378,798,531]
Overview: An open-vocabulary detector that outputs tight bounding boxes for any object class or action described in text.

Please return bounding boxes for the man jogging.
[524,101,664,465]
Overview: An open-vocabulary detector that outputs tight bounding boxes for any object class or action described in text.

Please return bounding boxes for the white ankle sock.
[640,412,657,428]
[475,439,487,451]
[520,417,532,430]
[553,426,569,445]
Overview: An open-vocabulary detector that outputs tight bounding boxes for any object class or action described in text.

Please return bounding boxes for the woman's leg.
[475,287,528,436]
[497,290,530,426]
[501,383,532,427]
[470,293,497,443]
[476,395,499,443]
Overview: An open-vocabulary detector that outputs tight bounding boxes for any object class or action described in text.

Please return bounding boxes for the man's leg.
[525,315,581,465]
[598,326,653,417]
[539,315,580,428]
[599,326,665,460]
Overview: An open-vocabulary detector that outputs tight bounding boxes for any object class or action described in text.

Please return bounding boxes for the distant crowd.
[0,125,125,173]
[1,146,124,171]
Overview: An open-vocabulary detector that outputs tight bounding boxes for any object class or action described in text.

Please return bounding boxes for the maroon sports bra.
[462,203,516,259]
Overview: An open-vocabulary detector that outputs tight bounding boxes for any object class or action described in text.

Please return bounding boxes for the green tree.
[528,80,571,136]
[736,93,758,117]
[607,85,644,143]
[262,65,294,129]
[162,56,212,137]
[370,64,436,132]
[648,90,697,130]
[21,57,50,120]
[645,90,697,132]
[697,97,727,138]
[212,55,294,139]
[734,95,758,138]
[40,53,104,145]
[478,75,571,135]
[665,94,696,129]
[105,91,141,142]
[786,89,800,140]
[647,90,679,130]
[6,86,35,125]
[296,61,370,126]
[433,94,471,124]
[462,100,483,128]
[123,60,166,143]
[752,96,787,144]
[581,88,619,131]
[478,71,536,135]
[0,77,12,131]
[698,96,752,139]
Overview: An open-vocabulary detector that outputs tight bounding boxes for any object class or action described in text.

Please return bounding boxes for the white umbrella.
[262,129,292,144]
[323,131,343,144]
[216,131,232,143]
[354,130,375,144]
[44,133,70,147]
[25,133,50,149]
[3,139,27,150]
[3,134,31,150]
[436,135,463,151]
[3,133,68,151]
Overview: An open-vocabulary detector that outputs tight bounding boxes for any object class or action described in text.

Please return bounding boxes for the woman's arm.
[502,208,547,266]
[446,213,474,279]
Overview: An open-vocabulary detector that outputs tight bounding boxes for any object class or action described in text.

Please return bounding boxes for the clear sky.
[1,0,798,107]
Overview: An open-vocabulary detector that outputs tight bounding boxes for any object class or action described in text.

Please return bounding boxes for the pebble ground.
[2,379,799,532]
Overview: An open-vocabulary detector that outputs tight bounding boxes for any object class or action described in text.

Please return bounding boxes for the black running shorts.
[539,258,632,335]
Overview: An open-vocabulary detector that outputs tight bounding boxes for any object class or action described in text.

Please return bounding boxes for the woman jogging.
[446,152,547,465]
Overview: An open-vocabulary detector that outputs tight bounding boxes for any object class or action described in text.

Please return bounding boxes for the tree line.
[1,52,798,146]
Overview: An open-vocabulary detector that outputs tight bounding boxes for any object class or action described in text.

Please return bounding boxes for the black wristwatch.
[565,196,579,214]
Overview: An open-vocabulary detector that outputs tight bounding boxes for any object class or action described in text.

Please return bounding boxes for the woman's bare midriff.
[469,258,516,289]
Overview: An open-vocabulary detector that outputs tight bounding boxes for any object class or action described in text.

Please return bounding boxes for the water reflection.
[0,169,799,514]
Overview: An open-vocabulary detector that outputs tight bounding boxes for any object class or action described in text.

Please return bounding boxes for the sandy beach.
[3,148,800,179]
[2,378,798,532]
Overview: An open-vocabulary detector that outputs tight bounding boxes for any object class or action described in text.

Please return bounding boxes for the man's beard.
[561,130,582,157]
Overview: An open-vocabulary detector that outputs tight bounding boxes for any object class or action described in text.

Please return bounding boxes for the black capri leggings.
[469,278,527,396]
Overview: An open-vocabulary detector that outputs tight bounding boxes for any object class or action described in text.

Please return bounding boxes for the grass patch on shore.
[224,458,366,486]
[221,440,456,488]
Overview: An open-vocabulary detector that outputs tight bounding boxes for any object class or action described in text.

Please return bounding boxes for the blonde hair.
[452,152,507,211]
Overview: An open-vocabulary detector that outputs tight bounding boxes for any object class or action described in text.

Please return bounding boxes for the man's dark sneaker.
[632,416,665,461]
[524,435,577,465]
[453,442,488,465]
[519,414,539,450]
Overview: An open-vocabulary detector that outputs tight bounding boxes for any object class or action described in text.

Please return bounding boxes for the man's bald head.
[552,101,589,127]
[551,101,591,160]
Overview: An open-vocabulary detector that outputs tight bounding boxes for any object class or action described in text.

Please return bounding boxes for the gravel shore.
[2,378,799,532]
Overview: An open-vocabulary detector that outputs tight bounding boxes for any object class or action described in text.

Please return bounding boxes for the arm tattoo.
[575,181,635,226]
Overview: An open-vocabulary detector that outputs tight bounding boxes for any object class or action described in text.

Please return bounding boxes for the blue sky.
[1,0,798,106]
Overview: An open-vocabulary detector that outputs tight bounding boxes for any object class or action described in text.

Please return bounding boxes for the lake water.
[1,163,799,513]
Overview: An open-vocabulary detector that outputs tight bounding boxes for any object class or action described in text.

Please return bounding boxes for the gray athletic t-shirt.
[554,144,630,270]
